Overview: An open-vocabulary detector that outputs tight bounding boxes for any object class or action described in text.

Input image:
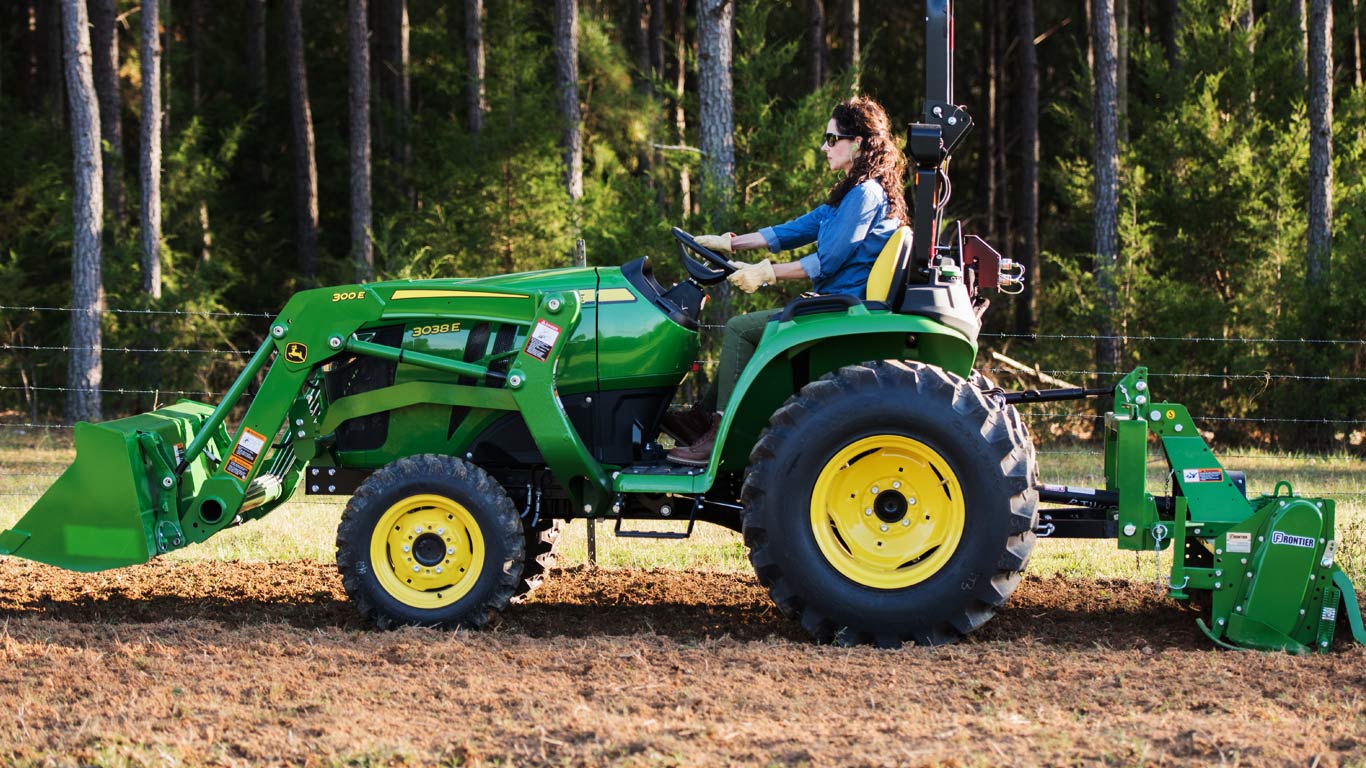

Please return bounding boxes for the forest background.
[2,0,1364,451]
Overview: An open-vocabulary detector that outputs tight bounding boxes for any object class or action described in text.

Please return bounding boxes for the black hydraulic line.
[1002,385,1114,405]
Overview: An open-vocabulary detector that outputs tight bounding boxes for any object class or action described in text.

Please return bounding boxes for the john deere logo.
[284,342,308,363]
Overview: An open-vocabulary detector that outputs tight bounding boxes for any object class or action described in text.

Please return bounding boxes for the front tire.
[336,454,524,630]
[742,361,1038,647]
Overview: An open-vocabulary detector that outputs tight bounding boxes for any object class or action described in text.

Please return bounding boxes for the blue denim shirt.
[758,179,900,299]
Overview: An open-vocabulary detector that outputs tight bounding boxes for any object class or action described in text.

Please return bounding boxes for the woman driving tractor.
[666,95,908,465]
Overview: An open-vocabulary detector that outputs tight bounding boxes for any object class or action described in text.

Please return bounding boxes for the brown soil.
[2,560,1364,767]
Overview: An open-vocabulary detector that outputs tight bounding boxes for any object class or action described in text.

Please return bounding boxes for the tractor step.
[613,461,711,495]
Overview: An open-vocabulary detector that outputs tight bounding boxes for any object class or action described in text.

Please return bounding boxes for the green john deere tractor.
[4,0,1363,652]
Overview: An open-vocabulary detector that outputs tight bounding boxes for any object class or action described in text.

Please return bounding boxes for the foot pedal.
[612,497,698,539]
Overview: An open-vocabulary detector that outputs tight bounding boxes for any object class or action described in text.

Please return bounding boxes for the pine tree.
[139,0,163,298]
[350,0,374,281]
[60,0,104,422]
[698,0,734,227]
[1093,0,1121,374]
[285,0,318,280]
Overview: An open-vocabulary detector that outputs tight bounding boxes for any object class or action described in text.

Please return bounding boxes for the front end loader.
[4,0,1361,651]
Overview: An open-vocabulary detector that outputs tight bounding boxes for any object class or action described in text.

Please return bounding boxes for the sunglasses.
[823,132,859,148]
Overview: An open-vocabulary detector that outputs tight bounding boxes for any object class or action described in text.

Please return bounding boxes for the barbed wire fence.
[2,304,1363,501]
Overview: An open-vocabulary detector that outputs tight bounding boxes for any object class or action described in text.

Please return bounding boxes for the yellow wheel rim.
[809,435,966,589]
[369,494,485,609]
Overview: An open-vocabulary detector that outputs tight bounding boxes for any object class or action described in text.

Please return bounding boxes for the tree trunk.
[385,0,411,207]
[89,0,123,228]
[60,0,104,423]
[1015,0,1039,336]
[191,0,211,263]
[1092,0,1121,374]
[807,0,825,91]
[842,0,859,76]
[247,0,267,100]
[21,1,39,112]
[162,0,170,137]
[649,0,665,79]
[981,0,997,239]
[1306,0,1332,299]
[633,0,651,80]
[1239,0,1255,102]
[698,0,734,228]
[465,0,485,134]
[674,0,692,216]
[41,0,65,124]
[350,0,374,281]
[1116,0,1127,143]
[1291,0,1307,81]
[1156,0,1177,71]
[285,0,318,280]
[1350,0,1362,88]
[555,0,583,205]
[995,3,1011,254]
[139,0,163,299]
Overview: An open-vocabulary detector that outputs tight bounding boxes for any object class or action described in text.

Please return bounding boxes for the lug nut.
[864,508,873,516]
[412,565,421,573]
[901,519,910,527]
[880,524,889,532]
[871,486,880,494]
[893,481,901,489]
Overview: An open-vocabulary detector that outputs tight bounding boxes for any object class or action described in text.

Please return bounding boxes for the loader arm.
[2,284,613,570]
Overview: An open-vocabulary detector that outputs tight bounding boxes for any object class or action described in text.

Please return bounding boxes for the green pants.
[701,308,780,414]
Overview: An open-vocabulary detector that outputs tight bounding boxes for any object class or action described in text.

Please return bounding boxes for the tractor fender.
[708,303,976,475]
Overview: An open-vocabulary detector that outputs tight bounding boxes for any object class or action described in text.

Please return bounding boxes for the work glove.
[727,260,776,294]
[694,233,733,253]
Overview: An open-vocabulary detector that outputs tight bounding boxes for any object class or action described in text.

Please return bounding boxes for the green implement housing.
[4,0,1360,652]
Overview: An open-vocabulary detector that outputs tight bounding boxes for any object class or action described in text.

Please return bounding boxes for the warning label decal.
[524,319,562,362]
[225,457,252,480]
[1181,468,1224,483]
[233,427,267,467]
[1225,532,1253,554]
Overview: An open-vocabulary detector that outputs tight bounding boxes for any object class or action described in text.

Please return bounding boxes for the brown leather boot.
[659,405,713,445]
[666,413,720,466]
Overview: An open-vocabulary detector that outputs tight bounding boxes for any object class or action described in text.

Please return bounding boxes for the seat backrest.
[865,225,912,303]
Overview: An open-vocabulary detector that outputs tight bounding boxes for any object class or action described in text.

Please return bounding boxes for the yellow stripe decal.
[596,288,638,303]
[575,288,638,305]
[390,289,526,300]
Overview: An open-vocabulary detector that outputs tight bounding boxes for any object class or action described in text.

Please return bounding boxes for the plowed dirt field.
[2,559,1364,767]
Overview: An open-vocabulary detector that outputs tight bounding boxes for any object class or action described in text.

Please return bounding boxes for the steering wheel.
[671,227,736,286]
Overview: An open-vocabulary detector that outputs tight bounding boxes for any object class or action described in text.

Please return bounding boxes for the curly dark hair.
[825,96,908,224]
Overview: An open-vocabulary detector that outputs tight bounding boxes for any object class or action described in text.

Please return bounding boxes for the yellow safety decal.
[284,342,308,363]
[391,289,525,300]
[596,288,637,303]
[575,288,637,305]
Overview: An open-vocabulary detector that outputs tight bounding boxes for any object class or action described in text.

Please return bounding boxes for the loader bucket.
[0,401,226,572]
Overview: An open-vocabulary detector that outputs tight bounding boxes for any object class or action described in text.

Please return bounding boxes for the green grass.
[3,429,1363,582]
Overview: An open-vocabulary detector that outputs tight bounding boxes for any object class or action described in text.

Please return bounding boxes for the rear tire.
[336,454,524,630]
[742,361,1038,647]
